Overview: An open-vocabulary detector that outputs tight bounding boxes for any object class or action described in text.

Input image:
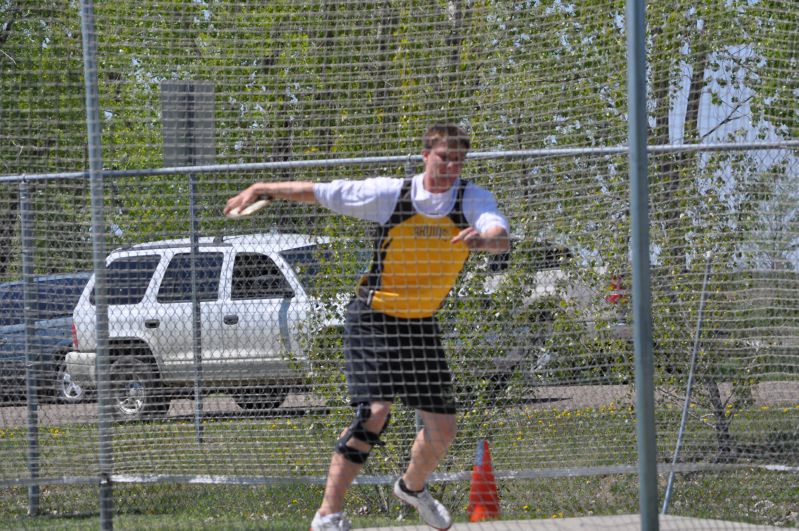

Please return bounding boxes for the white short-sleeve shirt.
[314,173,509,234]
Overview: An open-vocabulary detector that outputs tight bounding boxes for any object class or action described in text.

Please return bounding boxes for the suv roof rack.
[117,239,233,252]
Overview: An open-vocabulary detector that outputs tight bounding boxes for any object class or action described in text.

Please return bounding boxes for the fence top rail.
[1,140,797,184]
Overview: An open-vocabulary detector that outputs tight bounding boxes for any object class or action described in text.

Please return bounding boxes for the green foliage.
[2,0,798,496]
[4,0,796,281]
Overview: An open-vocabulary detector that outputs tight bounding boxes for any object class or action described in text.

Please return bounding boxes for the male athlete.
[225,124,510,530]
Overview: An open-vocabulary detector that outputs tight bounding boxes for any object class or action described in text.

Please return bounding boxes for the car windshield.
[0,275,89,326]
[279,243,368,298]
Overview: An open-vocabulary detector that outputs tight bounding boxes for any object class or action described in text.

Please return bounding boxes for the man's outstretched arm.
[224,181,317,216]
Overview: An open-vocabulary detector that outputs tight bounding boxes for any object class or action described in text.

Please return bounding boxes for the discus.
[225,198,271,219]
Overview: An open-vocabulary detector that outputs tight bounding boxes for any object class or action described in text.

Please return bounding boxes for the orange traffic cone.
[467,439,500,522]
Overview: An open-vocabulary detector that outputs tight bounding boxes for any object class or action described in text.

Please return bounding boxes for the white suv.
[67,233,340,420]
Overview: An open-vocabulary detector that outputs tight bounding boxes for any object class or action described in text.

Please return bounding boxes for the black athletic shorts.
[343,298,457,414]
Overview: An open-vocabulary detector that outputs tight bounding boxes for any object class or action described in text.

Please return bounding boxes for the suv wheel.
[110,355,169,421]
[55,357,86,404]
[234,386,289,412]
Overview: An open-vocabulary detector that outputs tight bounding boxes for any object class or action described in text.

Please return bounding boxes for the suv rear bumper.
[65,350,311,388]
[66,351,97,388]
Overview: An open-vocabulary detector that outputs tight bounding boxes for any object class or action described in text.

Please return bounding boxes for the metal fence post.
[405,155,426,436]
[189,170,205,444]
[626,0,659,530]
[79,1,113,529]
[19,180,40,517]
[662,252,714,514]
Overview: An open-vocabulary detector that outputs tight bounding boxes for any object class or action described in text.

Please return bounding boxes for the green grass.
[1,469,796,530]
[0,400,797,529]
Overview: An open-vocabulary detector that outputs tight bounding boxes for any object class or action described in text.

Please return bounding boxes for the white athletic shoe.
[393,478,453,530]
[310,511,351,531]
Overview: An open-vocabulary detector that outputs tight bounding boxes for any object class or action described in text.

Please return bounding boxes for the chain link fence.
[1,1,797,529]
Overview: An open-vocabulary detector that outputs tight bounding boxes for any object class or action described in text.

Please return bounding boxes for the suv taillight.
[71,322,78,349]
[605,275,628,305]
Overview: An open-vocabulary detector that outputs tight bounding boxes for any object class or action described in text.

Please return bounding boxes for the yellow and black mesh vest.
[357,178,470,319]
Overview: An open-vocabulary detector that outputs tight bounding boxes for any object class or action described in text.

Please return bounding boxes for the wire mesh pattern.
[1,1,798,529]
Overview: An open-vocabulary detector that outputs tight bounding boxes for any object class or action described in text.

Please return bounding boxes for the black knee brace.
[335,403,391,464]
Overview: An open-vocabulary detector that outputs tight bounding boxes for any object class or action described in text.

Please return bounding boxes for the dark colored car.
[0,272,92,404]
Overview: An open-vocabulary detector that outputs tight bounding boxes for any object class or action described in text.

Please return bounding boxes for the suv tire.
[234,386,289,412]
[110,355,169,421]
[55,355,87,404]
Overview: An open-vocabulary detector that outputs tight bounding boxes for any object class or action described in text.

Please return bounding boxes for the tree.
[0,0,90,278]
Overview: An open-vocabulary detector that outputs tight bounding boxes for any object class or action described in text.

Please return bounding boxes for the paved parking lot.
[1,381,797,429]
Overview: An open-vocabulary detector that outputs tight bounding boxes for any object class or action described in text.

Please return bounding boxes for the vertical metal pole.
[185,84,205,444]
[189,171,205,444]
[626,0,659,530]
[662,252,713,514]
[20,181,40,516]
[79,1,113,529]
[405,155,424,435]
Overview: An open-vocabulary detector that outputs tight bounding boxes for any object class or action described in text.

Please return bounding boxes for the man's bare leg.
[401,410,457,491]
[318,400,392,516]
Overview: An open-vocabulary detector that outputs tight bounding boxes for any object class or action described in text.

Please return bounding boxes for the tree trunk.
[703,378,735,462]
[650,41,708,275]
